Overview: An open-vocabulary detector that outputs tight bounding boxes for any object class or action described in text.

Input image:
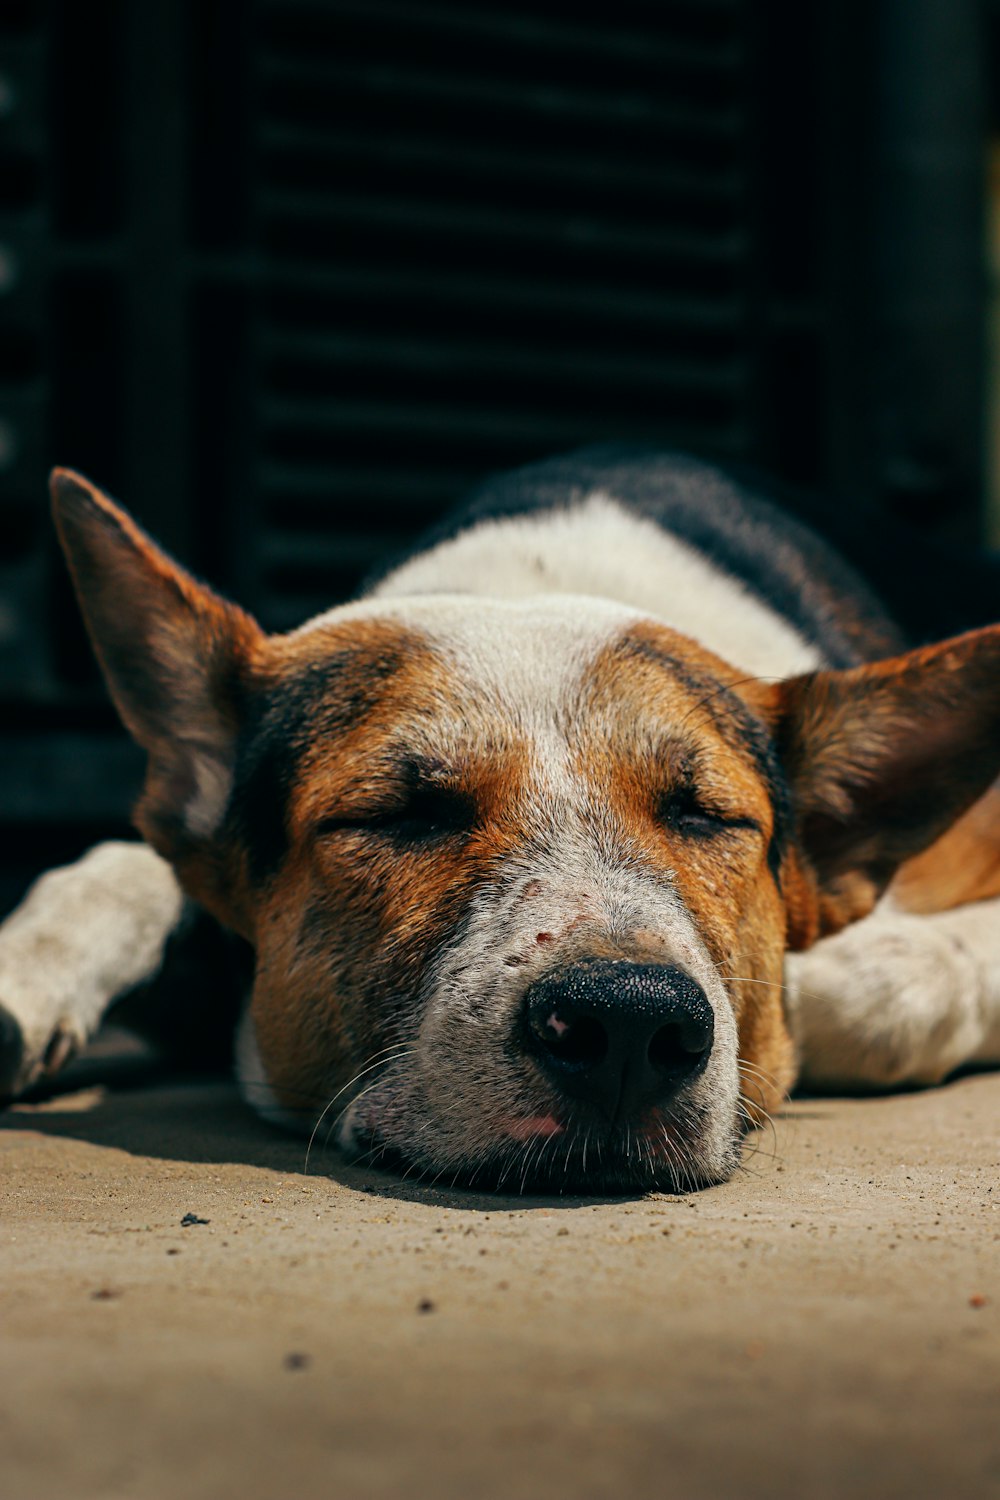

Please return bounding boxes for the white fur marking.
[235,1005,310,1134]
[367,494,822,679]
[184,753,233,839]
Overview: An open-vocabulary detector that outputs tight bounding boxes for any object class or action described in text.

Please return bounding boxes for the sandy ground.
[1,1061,999,1500]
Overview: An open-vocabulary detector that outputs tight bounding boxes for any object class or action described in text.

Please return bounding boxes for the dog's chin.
[337,1093,743,1196]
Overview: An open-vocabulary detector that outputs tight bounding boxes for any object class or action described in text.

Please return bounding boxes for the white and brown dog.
[2,448,1000,1192]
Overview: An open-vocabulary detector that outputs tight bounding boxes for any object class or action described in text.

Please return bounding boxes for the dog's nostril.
[648,1020,710,1075]
[530,1007,607,1068]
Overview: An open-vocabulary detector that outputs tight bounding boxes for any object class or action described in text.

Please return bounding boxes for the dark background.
[1,0,998,912]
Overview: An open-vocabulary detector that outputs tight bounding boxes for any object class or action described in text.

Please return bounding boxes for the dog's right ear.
[762,625,1000,944]
[51,469,264,924]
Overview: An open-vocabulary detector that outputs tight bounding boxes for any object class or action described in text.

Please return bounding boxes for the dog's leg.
[785,896,1000,1090]
[0,841,185,1099]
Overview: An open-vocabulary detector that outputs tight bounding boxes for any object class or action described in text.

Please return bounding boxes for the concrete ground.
[1,1064,998,1500]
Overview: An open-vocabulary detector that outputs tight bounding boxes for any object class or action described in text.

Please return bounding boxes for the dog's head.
[52,470,1000,1192]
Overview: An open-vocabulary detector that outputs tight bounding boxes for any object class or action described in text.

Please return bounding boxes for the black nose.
[521,959,714,1123]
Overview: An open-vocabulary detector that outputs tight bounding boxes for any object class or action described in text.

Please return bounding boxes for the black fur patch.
[228,649,404,885]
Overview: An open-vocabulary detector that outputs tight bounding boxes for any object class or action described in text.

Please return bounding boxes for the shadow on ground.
[3,1069,651,1212]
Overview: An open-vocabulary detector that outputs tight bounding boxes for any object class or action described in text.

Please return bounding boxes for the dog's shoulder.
[365,446,904,678]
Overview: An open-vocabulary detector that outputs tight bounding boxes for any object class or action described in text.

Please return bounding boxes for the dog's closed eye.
[316,784,474,845]
[657,785,760,841]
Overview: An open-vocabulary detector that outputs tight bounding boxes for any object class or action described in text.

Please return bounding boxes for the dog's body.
[2,448,1000,1192]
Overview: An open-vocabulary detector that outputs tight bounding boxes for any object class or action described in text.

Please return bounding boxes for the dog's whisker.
[304,1044,415,1175]
[322,1063,415,1155]
[516,1140,537,1196]
[531,1123,563,1189]
[737,1055,783,1084]
[719,974,790,990]
[519,1133,549,1195]
[737,1058,786,1102]
[238,1044,413,1128]
[737,1067,780,1098]
[737,1078,779,1125]
[496,1137,524,1192]
[658,1123,688,1194]
[735,1068,781,1164]
[721,971,830,1010]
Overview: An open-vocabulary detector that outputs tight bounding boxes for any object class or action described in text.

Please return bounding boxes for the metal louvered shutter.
[247,0,756,628]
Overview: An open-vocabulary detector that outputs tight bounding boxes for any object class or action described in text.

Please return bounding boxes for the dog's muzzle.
[520,958,714,1124]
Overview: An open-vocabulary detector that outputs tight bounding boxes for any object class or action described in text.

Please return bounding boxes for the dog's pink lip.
[504,1113,565,1141]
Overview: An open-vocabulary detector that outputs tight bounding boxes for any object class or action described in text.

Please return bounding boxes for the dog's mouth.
[337,1094,741,1195]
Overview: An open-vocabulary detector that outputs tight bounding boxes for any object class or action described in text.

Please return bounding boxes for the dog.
[1,447,999,1192]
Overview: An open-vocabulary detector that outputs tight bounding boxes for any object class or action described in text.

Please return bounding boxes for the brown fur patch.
[584,623,796,1117]
[892,781,1000,914]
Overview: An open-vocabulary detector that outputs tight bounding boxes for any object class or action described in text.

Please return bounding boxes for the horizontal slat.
[258,462,476,515]
[258,58,744,162]
[260,395,744,454]
[259,189,747,284]
[259,125,744,222]
[261,262,743,341]
[260,327,746,400]
[259,0,742,83]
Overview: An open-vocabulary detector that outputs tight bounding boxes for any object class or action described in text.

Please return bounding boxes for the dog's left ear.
[51,468,264,927]
[763,627,1000,942]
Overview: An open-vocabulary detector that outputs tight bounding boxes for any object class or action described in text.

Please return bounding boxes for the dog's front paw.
[0,841,185,1104]
[786,909,986,1089]
[0,993,83,1102]
[0,906,115,1099]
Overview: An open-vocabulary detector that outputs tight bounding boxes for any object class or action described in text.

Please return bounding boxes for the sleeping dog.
[2,448,1000,1192]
